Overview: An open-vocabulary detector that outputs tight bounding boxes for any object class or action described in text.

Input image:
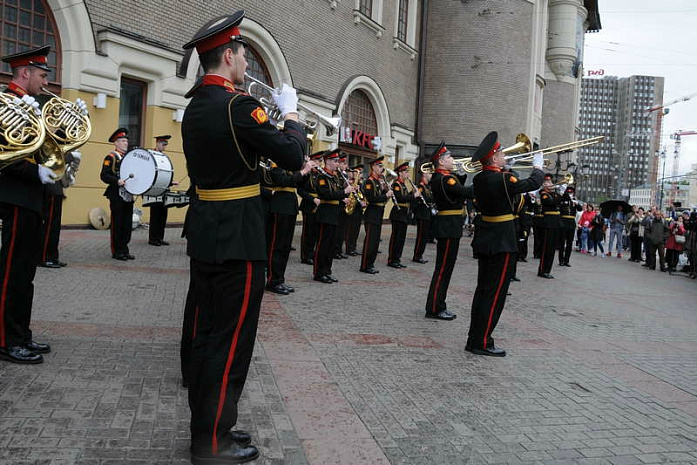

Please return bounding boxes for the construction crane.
[646,91,697,114]
[667,130,697,207]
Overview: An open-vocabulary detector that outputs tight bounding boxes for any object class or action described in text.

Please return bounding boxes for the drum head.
[120,149,157,195]
[88,207,110,230]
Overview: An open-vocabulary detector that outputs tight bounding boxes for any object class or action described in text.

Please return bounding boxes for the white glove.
[38,165,58,184]
[74,98,89,116]
[532,152,544,169]
[271,83,298,118]
[21,95,41,116]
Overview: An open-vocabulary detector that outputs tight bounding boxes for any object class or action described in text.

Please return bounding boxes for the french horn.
[0,92,46,167]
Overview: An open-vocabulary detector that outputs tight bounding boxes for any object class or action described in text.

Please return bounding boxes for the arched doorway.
[340,89,380,176]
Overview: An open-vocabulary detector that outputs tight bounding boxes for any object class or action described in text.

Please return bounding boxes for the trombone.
[245,73,342,135]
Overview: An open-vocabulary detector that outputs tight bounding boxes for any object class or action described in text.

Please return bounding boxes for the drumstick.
[123,173,134,181]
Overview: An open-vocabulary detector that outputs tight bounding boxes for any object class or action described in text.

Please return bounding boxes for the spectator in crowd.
[627,207,644,262]
[684,211,697,279]
[578,203,596,254]
[666,215,686,272]
[644,210,669,271]
[607,204,626,257]
[589,206,606,256]
[580,220,590,253]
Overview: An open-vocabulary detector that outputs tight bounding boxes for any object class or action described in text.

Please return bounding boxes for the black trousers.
[41,193,63,262]
[412,218,431,260]
[266,212,296,286]
[346,209,362,253]
[532,224,543,258]
[538,227,558,275]
[334,212,349,256]
[558,227,575,265]
[646,242,665,269]
[360,221,382,271]
[425,237,461,315]
[0,203,41,347]
[109,198,133,256]
[313,222,336,277]
[630,232,642,261]
[467,252,515,350]
[300,212,317,262]
[188,258,264,456]
[518,226,530,260]
[149,203,168,242]
[181,265,197,385]
[388,220,408,264]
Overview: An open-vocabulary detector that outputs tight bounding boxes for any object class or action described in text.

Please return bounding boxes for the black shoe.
[230,430,252,446]
[334,253,344,260]
[360,267,379,274]
[160,240,170,246]
[301,259,314,265]
[564,263,572,267]
[280,284,295,293]
[0,346,43,364]
[518,258,527,263]
[191,443,259,465]
[313,275,333,284]
[347,250,360,256]
[266,284,290,295]
[424,310,457,321]
[412,258,428,264]
[126,254,135,260]
[112,254,128,261]
[56,260,67,267]
[660,268,667,272]
[39,260,62,269]
[148,240,162,246]
[387,262,402,269]
[510,276,521,282]
[24,340,50,354]
[326,275,339,283]
[465,346,506,357]
[538,273,554,279]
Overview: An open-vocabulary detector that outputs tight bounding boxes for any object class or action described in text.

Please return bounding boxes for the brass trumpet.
[245,74,342,135]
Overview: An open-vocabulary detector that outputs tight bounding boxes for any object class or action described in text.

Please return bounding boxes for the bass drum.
[120,148,173,196]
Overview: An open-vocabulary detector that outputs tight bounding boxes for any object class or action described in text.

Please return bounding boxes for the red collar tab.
[324,168,335,176]
[482,165,501,172]
[482,141,501,162]
[8,54,47,69]
[202,74,237,93]
[7,82,28,96]
[369,174,380,180]
[435,168,451,175]
[196,26,241,55]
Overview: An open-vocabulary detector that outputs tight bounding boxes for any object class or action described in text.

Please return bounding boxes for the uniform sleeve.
[0,159,41,184]
[392,181,410,203]
[317,175,345,200]
[230,95,305,172]
[100,154,119,186]
[507,168,544,195]
[269,167,297,187]
[442,175,474,199]
[363,179,387,203]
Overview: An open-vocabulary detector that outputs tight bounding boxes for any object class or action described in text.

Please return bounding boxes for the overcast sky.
[583,0,697,176]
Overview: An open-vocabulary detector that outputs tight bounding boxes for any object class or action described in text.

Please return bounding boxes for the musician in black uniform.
[333,153,350,260]
[148,135,174,246]
[558,185,582,267]
[345,164,365,255]
[412,171,433,264]
[297,151,324,265]
[532,196,543,259]
[265,159,315,294]
[181,12,306,464]
[518,193,535,262]
[360,156,391,274]
[0,45,56,364]
[537,173,562,278]
[101,128,135,261]
[466,132,544,356]
[313,150,351,283]
[386,162,413,268]
[424,143,473,320]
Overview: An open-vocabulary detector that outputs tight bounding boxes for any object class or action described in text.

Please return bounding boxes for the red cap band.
[481,141,501,162]
[196,26,241,54]
[8,54,47,69]
[114,132,127,140]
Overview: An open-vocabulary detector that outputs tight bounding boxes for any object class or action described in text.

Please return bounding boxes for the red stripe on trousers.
[431,239,450,314]
[483,252,510,348]
[414,220,423,259]
[211,261,253,454]
[388,225,396,261]
[0,207,19,346]
[110,212,115,255]
[267,214,278,285]
[42,196,55,262]
[191,306,199,341]
[361,224,371,270]
[314,224,324,276]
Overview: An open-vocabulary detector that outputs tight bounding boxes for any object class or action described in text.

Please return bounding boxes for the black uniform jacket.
[413,182,434,221]
[472,167,544,254]
[389,180,410,223]
[267,166,302,216]
[316,170,346,225]
[431,170,474,238]
[0,86,43,213]
[298,171,319,214]
[559,193,582,230]
[540,189,562,229]
[362,176,388,225]
[100,150,129,202]
[181,84,305,263]
[519,193,535,230]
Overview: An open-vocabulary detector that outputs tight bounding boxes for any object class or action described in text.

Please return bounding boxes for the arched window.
[340,89,379,168]
[0,0,61,90]
[195,45,272,101]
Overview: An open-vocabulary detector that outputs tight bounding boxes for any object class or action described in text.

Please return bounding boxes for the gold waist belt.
[320,200,339,205]
[196,184,260,201]
[397,203,409,207]
[561,215,576,219]
[437,209,464,216]
[370,202,386,207]
[535,214,543,218]
[544,211,560,215]
[481,214,515,223]
[271,187,296,193]
[309,193,318,198]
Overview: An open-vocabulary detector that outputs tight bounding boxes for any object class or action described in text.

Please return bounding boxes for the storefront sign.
[340,127,381,151]
[586,69,605,77]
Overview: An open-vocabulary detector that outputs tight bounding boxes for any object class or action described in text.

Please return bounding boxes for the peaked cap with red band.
[471,131,501,163]
[309,150,325,161]
[369,155,385,166]
[323,148,340,161]
[109,128,129,143]
[395,162,410,173]
[183,11,248,55]
[1,45,51,71]
[154,135,171,142]
[431,141,450,164]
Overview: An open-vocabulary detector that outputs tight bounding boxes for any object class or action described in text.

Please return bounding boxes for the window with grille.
[0,0,60,88]
[341,89,379,165]
[397,0,408,43]
[119,78,147,149]
[245,46,273,102]
[359,0,373,17]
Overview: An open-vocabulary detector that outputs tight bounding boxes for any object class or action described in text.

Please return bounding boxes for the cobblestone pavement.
[1,225,696,464]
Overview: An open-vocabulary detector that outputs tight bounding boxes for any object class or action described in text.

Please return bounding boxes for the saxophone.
[0,92,46,168]
[35,88,91,180]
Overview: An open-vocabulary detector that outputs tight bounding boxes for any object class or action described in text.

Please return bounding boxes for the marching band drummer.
[101,128,135,261]
[466,132,544,356]
[148,135,176,246]
[0,45,56,364]
[181,11,306,464]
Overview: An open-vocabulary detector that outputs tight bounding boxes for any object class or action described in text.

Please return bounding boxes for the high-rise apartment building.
[577,75,664,205]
